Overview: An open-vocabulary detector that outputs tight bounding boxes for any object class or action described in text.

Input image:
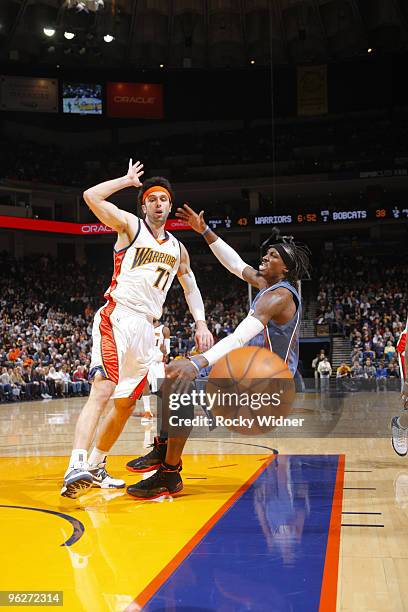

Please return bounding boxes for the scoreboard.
[207,206,408,229]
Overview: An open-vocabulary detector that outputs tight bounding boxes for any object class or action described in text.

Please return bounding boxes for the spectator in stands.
[7,367,20,400]
[32,366,51,400]
[384,340,396,362]
[387,362,400,389]
[336,362,351,390]
[312,350,326,390]
[351,359,364,380]
[318,357,332,393]
[373,336,385,359]
[60,366,74,397]
[350,346,363,364]
[363,358,377,391]
[11,366,27,399]
[73,365,90,395]
[376,360,388,391]
[0,366,12,401]
[363,342,375,362]
[46,366,64,398]
[337,362,351,378]
[22,365,38,400]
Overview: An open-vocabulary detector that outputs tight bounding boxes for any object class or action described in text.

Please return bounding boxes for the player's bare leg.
[141,381,154,422]
[95,397,136,452]
[61,374,117,499]
[78,397,137,492]
[164,437,187,467]
[73,375,116,450]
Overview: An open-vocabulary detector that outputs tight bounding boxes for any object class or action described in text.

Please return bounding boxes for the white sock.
[69,449,88,468]
[144,428,152,448]
[142,395,152,414]
[88,447,107,467]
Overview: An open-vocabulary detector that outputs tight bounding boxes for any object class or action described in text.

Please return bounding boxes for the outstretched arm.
[177,242,214,352]
[166,288,292,380]
[83,159,144,235]
[176,204,263,289]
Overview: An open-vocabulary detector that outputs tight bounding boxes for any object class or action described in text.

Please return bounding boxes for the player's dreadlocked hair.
[137,176,175,213]
[260,227,312,285]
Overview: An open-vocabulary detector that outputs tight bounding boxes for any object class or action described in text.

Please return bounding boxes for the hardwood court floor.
[0,394,407,611]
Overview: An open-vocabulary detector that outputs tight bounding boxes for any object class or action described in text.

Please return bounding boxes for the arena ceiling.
[0,0,408,69]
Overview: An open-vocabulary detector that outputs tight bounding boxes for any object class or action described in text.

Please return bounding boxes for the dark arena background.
[1,1,408,610]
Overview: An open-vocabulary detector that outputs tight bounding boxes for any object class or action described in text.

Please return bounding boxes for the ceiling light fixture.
[103,34,114,43]
[43,27,56,37]
[64,31,75,40]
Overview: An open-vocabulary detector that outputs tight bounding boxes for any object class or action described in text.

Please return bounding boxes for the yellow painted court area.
[0,454,268,611]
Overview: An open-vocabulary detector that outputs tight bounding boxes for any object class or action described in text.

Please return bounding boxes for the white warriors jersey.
[105,218,181,319]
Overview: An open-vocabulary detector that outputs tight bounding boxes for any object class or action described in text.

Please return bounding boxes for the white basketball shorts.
[90,301,154,400]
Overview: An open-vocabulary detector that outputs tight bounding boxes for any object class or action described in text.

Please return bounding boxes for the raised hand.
[126,158,144,188]
[176,203,207,234]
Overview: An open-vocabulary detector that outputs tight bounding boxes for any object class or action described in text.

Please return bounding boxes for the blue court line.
[143,455,340,612]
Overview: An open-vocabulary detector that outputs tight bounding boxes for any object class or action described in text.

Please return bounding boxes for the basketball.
[207,346,296,435]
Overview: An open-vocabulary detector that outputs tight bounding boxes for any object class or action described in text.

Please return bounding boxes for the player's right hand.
[176,204,207,234]
[126,158,144,187]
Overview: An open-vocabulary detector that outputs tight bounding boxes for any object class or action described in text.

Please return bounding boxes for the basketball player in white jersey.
[141,319,170,422]
[61,160,213,498]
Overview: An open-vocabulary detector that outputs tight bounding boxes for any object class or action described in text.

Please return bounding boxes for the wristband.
[201,225,211,237]
[189,357,201,373]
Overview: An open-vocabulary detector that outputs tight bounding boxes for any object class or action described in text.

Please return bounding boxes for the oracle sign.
[80,224,114,234]
[107,82,163,118]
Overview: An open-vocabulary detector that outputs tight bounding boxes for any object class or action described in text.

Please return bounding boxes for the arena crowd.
[315,251,407,387]
[0,252,248,402]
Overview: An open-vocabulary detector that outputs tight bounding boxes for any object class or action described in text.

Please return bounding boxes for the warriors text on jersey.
[104,218,181,320]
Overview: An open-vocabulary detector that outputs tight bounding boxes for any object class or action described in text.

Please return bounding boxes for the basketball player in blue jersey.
[126,204,311,500]
[61,163,213,499]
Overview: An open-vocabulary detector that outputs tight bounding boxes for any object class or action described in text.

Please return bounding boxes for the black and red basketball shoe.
[126,436,167,473]
[127,462,183,500]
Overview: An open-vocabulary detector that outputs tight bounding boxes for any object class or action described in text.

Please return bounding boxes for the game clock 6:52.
[297,213,317,223]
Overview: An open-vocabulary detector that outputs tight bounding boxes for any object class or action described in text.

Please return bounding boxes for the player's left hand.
[195,321,214,352]
[176,204,207,234]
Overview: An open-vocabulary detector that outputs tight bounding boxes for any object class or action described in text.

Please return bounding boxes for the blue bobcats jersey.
[247,280,301,375]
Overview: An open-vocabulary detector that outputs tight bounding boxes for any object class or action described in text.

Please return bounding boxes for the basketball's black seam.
[239,347,263,381]
[225,353,235,381]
